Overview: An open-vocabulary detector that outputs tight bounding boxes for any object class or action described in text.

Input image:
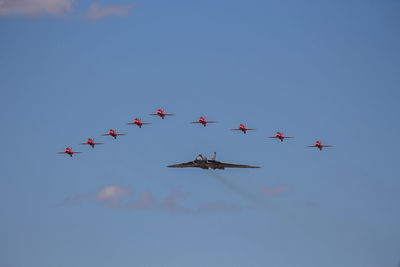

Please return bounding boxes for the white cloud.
[0,0,73,16]
[62,185,243,214]
[95,185,132,207]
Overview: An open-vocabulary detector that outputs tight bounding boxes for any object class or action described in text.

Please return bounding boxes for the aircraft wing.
[101,134,111,136]
[167,161,198,168]
[214,161,260,168]
[57,152,67,154]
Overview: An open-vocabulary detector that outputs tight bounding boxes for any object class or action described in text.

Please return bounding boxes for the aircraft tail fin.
[211,152,216,161]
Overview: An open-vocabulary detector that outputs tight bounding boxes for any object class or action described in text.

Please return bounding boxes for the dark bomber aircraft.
[168,152,260,170]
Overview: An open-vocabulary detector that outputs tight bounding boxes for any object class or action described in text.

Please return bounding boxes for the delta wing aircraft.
[168,152,260,170]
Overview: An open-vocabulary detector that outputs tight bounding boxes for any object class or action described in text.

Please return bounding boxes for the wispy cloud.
[61,185,242,214]
[126,191,157,209]
[85,2,132,20]
[125,189,191,213]
[0,0,133,19]
[0,0,74,16]
[162,189,192,213]
[95,185,132,207]
[260,185,291,196]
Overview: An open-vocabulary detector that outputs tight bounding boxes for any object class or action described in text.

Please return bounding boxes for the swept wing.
[213,161,260,168]
[168,161,198,168]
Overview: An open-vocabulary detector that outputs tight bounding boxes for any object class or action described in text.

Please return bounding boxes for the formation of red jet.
[307,141,333,151]
[191,116,217,127]
[58,108,334,157]
[149,108,175,119]
[57,147,82,157]
[80,138,104,148]
[101,129,127,139]
[268,132,294,142]
[126,118,152,128]
[231,123,256,134]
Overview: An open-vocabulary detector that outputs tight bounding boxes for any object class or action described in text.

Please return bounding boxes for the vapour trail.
[208,170,267,207]
[207,170,398,261]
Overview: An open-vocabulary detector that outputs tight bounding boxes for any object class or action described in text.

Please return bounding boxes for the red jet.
[231,123,256,134]
[307,141,333,151]
[102,129,127,139]
[268,132,294,142]
[149,108,175,119]
[127,118,152,128]
[191,116,217,127]
[57,147,82,157]
[80,138,104,148]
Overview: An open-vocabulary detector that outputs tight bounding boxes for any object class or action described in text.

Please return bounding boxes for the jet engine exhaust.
[208,170,265,207]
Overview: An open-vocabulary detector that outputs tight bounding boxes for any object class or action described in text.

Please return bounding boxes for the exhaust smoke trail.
[208,170,266,207]
[208,171,399,263]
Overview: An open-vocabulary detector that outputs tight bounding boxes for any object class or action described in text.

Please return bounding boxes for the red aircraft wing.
[149,113,175,116]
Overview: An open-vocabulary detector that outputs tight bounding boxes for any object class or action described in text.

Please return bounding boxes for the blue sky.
[1,0,400,266]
